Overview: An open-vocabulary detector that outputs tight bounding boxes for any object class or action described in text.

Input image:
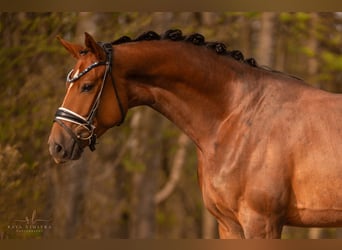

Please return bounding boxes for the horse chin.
[53,157,67,164]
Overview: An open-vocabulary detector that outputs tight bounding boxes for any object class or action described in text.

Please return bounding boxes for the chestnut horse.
[48,30,342,238]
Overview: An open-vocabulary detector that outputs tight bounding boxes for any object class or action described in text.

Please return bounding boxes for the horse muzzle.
[48,118,94,164]
[48,132,84,164]
[48,107,98,163]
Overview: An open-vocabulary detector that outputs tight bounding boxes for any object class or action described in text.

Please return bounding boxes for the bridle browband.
[54,42,125,151]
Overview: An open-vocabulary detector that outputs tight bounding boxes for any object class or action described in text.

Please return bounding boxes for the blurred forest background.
[0,12,342,239]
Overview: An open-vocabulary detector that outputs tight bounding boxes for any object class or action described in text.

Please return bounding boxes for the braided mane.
[111,29,258,68]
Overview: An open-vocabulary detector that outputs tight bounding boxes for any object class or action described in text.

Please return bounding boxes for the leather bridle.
[54,42,125,151]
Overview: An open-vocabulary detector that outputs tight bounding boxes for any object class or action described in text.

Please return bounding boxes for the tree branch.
[154,133,190,204]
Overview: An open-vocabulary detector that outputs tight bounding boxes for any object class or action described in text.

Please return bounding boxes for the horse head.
[48,33,126,164]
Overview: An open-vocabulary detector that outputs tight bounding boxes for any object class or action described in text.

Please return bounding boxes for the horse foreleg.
[217,220,245,239]
[238,209,284,239]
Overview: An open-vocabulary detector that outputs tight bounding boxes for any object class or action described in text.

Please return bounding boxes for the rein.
[54,43,125,151]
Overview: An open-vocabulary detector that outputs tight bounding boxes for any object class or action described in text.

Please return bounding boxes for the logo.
[7,210,53,234]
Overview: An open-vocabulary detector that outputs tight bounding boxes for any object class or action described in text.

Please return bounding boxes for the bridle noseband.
[54,42,125,151]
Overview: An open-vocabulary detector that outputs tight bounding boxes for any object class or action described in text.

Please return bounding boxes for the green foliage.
[0,13,77,239]
[0,145,28,187]
[0,144,45,239]
[322,51,342,71]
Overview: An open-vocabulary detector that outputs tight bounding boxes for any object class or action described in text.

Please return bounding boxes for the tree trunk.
[307,12,320,87]
[49,156,88,238]
[202,206,217,238]
[201,12,220,27]
[129,108,162,238]
[256,12,277,67]
[75,12,99,42]
[238,14,252,57]
[150,12,174,32]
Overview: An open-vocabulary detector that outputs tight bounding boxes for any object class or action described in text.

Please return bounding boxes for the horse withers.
[48,30,342,238]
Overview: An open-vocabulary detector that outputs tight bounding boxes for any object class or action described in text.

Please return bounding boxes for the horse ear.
[84,32,106,61]
[56,36,83,59]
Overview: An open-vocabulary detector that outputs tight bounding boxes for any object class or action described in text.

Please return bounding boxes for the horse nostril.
[55,143,63,153]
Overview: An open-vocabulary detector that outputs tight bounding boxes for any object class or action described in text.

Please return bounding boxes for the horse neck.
[114,41,257,149]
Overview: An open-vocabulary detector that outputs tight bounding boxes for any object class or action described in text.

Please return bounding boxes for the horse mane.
[111,29,302,81]
[111,29,257,67]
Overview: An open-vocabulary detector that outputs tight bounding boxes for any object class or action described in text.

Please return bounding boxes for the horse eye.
[81,83,94,92]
